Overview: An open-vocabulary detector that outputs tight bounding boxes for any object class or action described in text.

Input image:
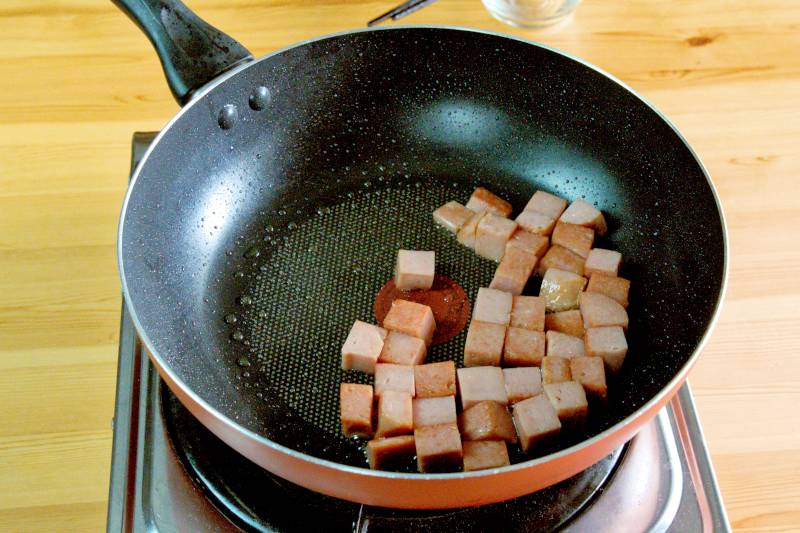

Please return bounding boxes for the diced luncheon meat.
[413,395,458,428]
[415,361,457,398]
[545,310,585,338]
[569,356,608,402]
[584,326,628,374]
[560,199,608,236]
[584,248,622,277]
[465,187,513,217]
[579,292,629,330]
[544,381,588,427]
[475,214,518,261]
[374,363,415,398]
[395,249,435,291]
[525,190,568,219]
[541,356,572,384]
[379,331,427,366]
[538,245,585,277]
[457,210,486,249]
[464,320,506,367]
[367,435,416,470]
[457,366,508,410]
[503,367,543,404]
[515,210,556,236]
[551,222,594,259]
[376,390,414,438]
[490,248,537,295]
[586,273,630,308]
[539,268,588,313]
[503,327,545,367]
[473,287,513,325]
[382,299,437,345]
[510,295,545,331]
[414,423,464,473]
[433,201,474,234]
[512,394,561,453]
[341,320,387,374]
[545,330,585,359]
[340,383,373,438]
[463,440,510,471]
[459,400,517,442]
[506,229,549,258]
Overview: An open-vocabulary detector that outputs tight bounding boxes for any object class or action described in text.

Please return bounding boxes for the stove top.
[106,132,730,532]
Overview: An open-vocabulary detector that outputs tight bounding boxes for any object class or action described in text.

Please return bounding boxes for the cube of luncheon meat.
[515,210,556,236]
[382,299,437,345]
[378,330,427,366]
[510,295,545,331]
[587,273,630,308]
[585,326,628,374]
[414,361,457,398]
[545,309,585,338]
[538,245,585,277]
[464,320,506,367]
[413,396,458,428]
[541,356,572,384]
[525,190,568,219]
[579,292,629,330]
[584,248,622,277]
[503,327,546,367]
[465,186,513,217]
[512,394,561,453]
[560,199,608,236]
[544,381,589,427]
[463,441,510,471]
[503,367,543,404]
[545,330,585,359]
[341,320,387,374]
[433,201,474,234]
[473,287,513,325]
[457,210,486,249]
[539,268,588,313]
[415,423,464,473]
[340,383,373,438]
[490,248,537,295]
[506,229,549,258]
[374,363,415,398]
[367,435,416,470]
[457,366,508,410]
[394,249,435,291]
[459,400,517,442]
[569,356,608,402]
[475,213,519,262]
[376,390,414,438]
[551,222,594,259]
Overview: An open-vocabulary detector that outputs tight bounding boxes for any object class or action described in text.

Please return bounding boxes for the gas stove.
[106,132,731,532]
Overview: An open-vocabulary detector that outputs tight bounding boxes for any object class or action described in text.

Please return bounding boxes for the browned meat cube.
[512,394,561,453]
[476,213,518,261]
[503,367,543,404]
[341,320,387,374]
[524,190,567,219]
[383,299,437,345]
[544,309,585,338]
[490,248,537,295]
[414,361,457,398]
[503,327,545,367]
[433,201,474,233]
[585,326,628,374]
[506,229,549,258]
[379,330,427,366]
[515,210,556,236]
[560,199,607,235]
[462,441,510,471]
[374,363,415,398]
[466,187,513,217]
[545,330,585,359]
[584,248,622,277]
[580,292,628,330]
[376,390,413,438]
[541,356,572,384]
[510,295,545,331]
[457,210,486,249]
[473,287,513,325]
[569,356,608,402]
[544,381,588,427]
[538,245,585,276]
[464,320,506,367]
[586,273,630,308]
[340,383,373,438]
[552,222,594,259]
[457,366,508,410]
[413,396,458,428]
[459,400,517,442]
[539,268,588,313]
[395,249,435,291]
[367,435,416,470]
[415,423,463,473]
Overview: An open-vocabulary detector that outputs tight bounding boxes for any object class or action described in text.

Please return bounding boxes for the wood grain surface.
[1,0,799,530]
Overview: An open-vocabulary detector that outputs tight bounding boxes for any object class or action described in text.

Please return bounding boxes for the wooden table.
[1,0,798,530]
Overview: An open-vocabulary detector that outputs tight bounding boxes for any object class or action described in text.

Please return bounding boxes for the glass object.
[482,0,581,28]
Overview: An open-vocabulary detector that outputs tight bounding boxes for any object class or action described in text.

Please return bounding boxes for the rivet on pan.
[218,104,238,129]
[249,86,271,110]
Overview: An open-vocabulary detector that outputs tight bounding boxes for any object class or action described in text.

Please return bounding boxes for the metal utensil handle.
[112,0,252,105]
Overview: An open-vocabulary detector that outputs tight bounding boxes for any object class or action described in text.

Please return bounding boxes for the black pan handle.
[112,0,252,105]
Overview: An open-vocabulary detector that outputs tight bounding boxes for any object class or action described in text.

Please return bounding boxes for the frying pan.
[114,0,727,509]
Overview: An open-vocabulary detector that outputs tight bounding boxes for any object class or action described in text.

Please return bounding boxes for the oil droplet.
[239,295,253,306]
[224,313,238,324]
[231,330,244,342]
[242,371,251,378]
[248,86,271,110]
[236,356,251,367]
[244,246,260,259]
[287,221,297,230]
[234,270,245,279]
[217,104,238,130]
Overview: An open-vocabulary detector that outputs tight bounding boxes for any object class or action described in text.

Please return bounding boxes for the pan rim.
[117,24,729,481]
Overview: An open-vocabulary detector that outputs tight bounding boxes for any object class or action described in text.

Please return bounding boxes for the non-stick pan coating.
[120,28,724,468]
